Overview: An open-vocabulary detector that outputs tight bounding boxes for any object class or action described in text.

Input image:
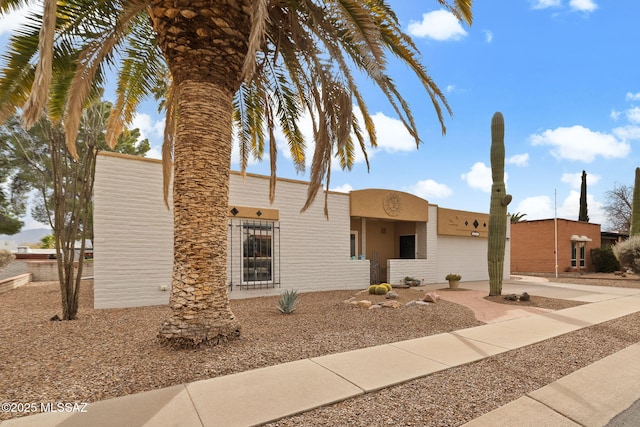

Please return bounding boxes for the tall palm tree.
[0,0,473,346]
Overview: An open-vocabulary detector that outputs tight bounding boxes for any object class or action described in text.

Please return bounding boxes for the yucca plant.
[276,289,299,314]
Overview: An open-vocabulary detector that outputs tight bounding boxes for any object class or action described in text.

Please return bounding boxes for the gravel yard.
[1,275,639,425]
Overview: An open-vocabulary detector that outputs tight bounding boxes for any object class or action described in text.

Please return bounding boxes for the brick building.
[511,219,601,274]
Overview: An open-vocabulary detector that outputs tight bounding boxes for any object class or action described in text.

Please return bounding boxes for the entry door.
[399,235,416,259]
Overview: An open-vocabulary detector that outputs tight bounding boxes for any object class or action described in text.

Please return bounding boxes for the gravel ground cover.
[1,275,638,425]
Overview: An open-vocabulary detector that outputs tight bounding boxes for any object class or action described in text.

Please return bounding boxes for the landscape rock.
[356,300,372,308]
[368,304,382,310]
[385,291,399,299]
[423,292,440,303]
[520,292,530,301]
[380,300,401,309]
[504,294,518,301]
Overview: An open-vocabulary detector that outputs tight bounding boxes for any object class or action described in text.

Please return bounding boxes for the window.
[399,235,416,259]
[350,231,358,258]
[242,222,273,284]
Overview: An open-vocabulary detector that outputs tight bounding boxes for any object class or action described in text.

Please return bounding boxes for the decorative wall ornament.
[383,191,402,217]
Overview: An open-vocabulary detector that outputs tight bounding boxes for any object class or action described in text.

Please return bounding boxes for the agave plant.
[276,289,299,314]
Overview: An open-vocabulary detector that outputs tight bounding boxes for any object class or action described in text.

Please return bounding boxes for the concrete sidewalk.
[3,279,640,427]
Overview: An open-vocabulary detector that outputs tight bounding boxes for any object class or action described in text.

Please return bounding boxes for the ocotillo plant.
[579,170,589,222]
[630,168,640,236]
[488,112,512,296]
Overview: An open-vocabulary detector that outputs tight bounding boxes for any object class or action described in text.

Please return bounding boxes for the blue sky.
[2,0,639,231]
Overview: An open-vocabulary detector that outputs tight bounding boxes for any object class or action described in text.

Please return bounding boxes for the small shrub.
[445,273,461,282]
[374,285,388,295]
[276,289,298,314]
[612,235,640,272]
[591,246,620,273]
[368,285,378,294]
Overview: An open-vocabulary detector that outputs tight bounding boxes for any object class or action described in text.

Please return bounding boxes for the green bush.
[591,246,620,273]
[612,235,640,272]
[276,289,299,314]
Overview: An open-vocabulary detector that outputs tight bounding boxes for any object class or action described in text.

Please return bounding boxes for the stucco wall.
[93,153,369,309]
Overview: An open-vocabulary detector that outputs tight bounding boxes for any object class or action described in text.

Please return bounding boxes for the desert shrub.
[591,246,620,273]
[374,285,388,295]
[612,235,640,272]
[445,273,461,281]
[276,289,298,314]
[0,250,15,272]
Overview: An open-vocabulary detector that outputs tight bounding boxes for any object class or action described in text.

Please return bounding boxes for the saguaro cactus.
[630,168,640,236]
[579,170,589,222]
[488,112,512,296]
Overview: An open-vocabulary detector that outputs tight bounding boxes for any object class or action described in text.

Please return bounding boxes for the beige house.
[93,152,510,309]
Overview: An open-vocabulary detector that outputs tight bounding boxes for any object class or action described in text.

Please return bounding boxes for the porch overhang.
[349,189,428,222]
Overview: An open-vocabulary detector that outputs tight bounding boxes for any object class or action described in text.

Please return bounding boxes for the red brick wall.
[511,219,601,273]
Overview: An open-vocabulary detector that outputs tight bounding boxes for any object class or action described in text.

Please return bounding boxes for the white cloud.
[560,171,600,190]
[131,113,164,142]
[0,4,37,36]
[530,125,630,162]
[626,92,640,101]
[516,191,605,224]
[371,112,417,153]
[407,179,452,200]
[461,162,508,193]
[613,125,640,141]
[625,107,640,124]
[483,30,493,43]
[330,183,353,193]
[273,108,416,172]
[610,110,621,121]
[516,195,554,219]
[506,153,529,167]
[407,10,468,41]
[530,0,561,10]
[569,0,597,12]
[146,147,162,160]
[446,85,456,93]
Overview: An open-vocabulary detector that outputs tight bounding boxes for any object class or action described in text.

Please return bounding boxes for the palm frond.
[21,0,56,128]
[241,0,269,82]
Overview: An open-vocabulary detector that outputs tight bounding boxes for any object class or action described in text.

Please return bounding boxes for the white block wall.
[436,221,511,283]
[94,154,369,309]
[94,155,174,308]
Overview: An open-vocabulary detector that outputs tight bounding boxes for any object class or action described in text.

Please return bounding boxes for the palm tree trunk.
[158,79,240,346]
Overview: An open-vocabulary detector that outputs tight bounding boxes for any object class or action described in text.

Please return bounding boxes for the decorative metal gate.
[229,218,280,290]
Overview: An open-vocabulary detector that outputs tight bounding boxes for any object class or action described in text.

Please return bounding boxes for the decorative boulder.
[356,300,372,308]
[520,292,530,301]
[504,294,518,301]
[385,291,399,299]
[423,292,440,303]
[380,300,401,309]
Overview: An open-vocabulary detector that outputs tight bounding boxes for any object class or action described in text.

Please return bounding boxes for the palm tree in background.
[0,0,473,347]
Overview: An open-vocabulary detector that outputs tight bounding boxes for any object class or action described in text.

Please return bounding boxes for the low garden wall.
[27,261,94,282]
[0,273,32,294]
